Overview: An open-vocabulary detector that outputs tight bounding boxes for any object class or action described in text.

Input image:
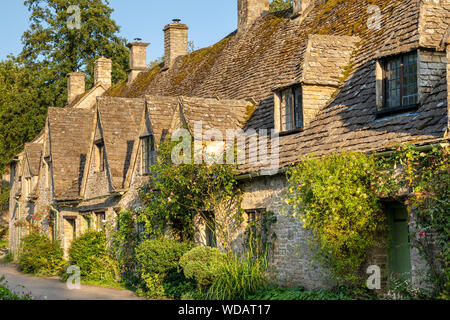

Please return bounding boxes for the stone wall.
[418,48,447,102]
[419,0,450,49]
[241,174,333,289]
[302,85,337,127]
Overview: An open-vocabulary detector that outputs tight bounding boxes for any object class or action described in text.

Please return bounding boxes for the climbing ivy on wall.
[378,144,450,299]
[285,152,384,284]
[139,140,243,256]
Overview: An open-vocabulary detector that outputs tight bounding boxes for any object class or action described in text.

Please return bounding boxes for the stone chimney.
[67,72,85,104]
[94,57,112,89]
[127,42,150,83]
[293,0,312,16]
[238,0,269,33]
[163,19,189,69]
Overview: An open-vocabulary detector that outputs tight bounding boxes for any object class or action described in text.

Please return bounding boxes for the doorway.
[386,202,412,279]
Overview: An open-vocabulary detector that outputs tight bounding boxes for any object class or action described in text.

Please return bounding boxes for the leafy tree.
[270,0,292,12]
[19,0,129,104]
[0,60,45,172]
[0,0,129,173]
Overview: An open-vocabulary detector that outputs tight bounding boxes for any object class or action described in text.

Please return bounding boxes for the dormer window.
[275,85,303,134]
[378,51,418,114]
[141,134,155,175]
[94,139,105,172]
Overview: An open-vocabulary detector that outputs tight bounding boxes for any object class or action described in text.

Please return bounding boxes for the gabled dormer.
[80,106,112,200]
[81,97,146,199]
[273,34,360,134]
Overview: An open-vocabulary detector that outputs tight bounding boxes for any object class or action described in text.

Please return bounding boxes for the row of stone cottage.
[8,0,450,289]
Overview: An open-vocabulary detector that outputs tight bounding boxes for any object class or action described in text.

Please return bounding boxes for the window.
[25,178,31,197]
[382,52,418,111]
[246,209,269,255]
[95,212,106,232]
[203,212,217,248]
[279,86,303,132]
[94,139,105,172]
[141,134,156,175]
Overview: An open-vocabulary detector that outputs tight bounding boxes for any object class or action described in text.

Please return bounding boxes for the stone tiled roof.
[24,143,42,177]
[47,108,94,199]
[105,0,448,175]
[96,97,146,190]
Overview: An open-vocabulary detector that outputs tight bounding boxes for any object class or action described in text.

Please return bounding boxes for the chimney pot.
[94,57,112,89]
[67,72,85,104]
[237,0,269,33]
[163,21,189,68]
[127,42,150,83]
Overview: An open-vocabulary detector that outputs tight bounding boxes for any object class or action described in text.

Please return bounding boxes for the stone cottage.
[8,0,450,289]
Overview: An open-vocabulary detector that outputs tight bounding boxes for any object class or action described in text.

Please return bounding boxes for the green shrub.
[0,239,8,249]
[0,252,13,264]
[206,254,268,300]
[68,231,118,282]
[180,246,227,289]
[18,232,64,276]
[285,152,384,283]
[136,238,193,297]
[0,276,34,300]
[162,271,197,299]
[248,285,374,300]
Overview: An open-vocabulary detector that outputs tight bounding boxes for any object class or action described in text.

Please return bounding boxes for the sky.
[0,0,240,64]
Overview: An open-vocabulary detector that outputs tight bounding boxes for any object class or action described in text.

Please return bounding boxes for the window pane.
[294,87,303,129]
[386,57,402,108]
[402,53,418,107]
[282,90,293,131]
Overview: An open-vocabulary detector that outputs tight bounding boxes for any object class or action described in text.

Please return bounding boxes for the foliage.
[379,144,449,299]
[180,246,227,289]
[0,0,128,173]
[1,252,14,264]
[111,210,140,287]
[162,271,197,300]
[0,240,8,250]
[0,276,34,300]
[0,183,9,211]
[384,274,429,300]
[139,140,243,255]
[135,238,193,298]
[68,231,118,283]
[14,208,50,234]
[285,152,384,283]
[18,232,64,276]
[244,211,277,258]
[248,284,376,300]
[206,254,269,300]
[270,0,292,12]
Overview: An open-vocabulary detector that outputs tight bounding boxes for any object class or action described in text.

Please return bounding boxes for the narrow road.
[0,263,143,300]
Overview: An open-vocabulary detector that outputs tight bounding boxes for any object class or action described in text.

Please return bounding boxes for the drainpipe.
[50,203,60,242]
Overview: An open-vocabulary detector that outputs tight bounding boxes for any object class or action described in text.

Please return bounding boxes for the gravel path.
[0,263,143,300]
